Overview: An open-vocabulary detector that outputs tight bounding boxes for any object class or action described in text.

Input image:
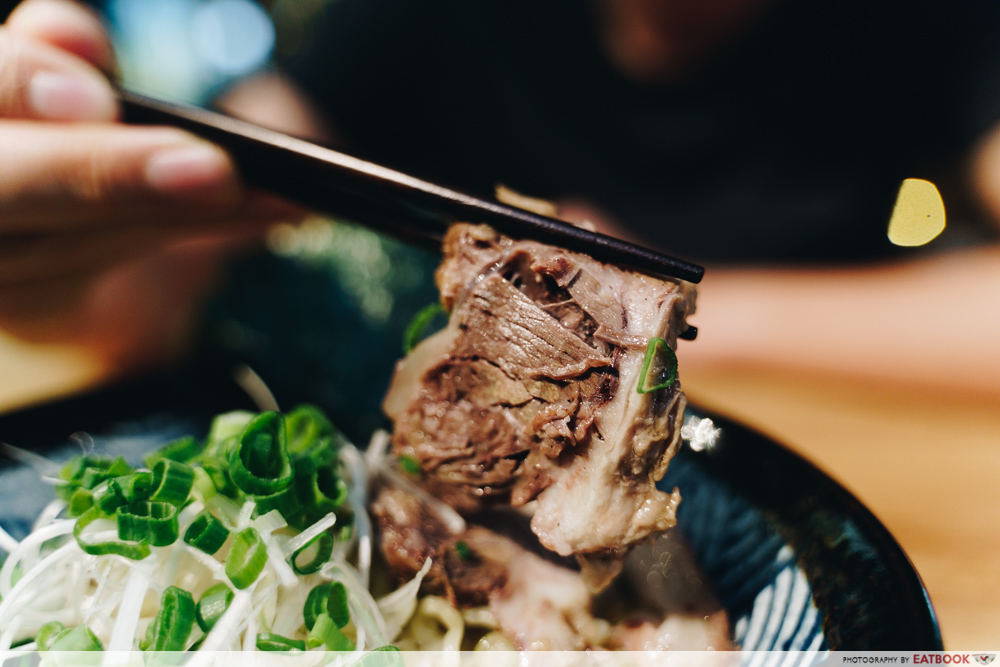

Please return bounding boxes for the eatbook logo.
[974,656,996,665]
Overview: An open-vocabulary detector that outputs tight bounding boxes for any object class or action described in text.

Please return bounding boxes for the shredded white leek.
[0,615,21,652]
[340,444,373,589]
[323,560,390,646]
[107,560,153,651]
[0,443,59,475]
[31,499,67,533]
[282,512,337,556]
[378,557,433,641]
[364,430,392,472]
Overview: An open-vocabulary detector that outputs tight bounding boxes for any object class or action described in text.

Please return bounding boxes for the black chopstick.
[119,90,704,286]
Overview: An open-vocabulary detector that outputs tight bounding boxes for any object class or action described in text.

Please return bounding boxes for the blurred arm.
[682,248,1000,395]
[679,121,1000,395]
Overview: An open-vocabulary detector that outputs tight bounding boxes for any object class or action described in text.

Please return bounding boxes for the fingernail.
[28,70,116,121]
[145,145,235,196]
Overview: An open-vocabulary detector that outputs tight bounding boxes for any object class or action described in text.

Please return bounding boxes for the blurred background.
[0,0,998,649]
[4,0,282,103]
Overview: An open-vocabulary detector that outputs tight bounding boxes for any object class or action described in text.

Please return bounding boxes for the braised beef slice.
[370,485,454,596]
[372,482,727,650]
[383,223,694,575]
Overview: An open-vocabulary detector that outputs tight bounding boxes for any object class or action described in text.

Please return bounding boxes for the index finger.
[7,0,116,75]
[0,25,117,121]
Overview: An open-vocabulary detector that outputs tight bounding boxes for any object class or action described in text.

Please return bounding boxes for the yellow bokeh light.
[887,178,946,247]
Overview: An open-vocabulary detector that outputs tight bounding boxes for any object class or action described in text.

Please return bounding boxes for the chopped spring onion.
[144,586,196,651]
[46,624,104,652]
[454,540,472,560]
[253,485,301,519]
[149,459,195,506]
[256,632,306,652]
[144,435,202,469]
[307,612,355,651]
[76,478,125,517]
[361,646,404,667]
[196,583,234,632]
[285,410,348,529]
[205,410,255,451]
[117,501,179,547]
[291,469,348,530]
[67,487,96,516]
[225,527,267,589]
[58,456,133,508]
[291,532,333,575]
[636,336,679,394]
[285,404,335,454]
[183,511,230,555]
[399,455,421,475]
[402,302,448,354]
[201,460,238,498]
[35,621,65,651]
[111,472,154,504]
[73,507,150,559]
[228,412,294,496]
[303,582,333,630]
[196,589,250,653]
[295,439,337,474]
[191,467,218,504]
[327,581,351,628]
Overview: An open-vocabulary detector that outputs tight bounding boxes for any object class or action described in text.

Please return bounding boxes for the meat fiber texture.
[383,223,696,588]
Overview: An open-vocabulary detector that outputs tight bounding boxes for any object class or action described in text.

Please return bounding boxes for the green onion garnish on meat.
[636,336,679,394]
[402,302,447,353]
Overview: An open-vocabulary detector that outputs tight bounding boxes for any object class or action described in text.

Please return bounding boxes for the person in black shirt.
[279,0,1000,263]
[0,0,999,392]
